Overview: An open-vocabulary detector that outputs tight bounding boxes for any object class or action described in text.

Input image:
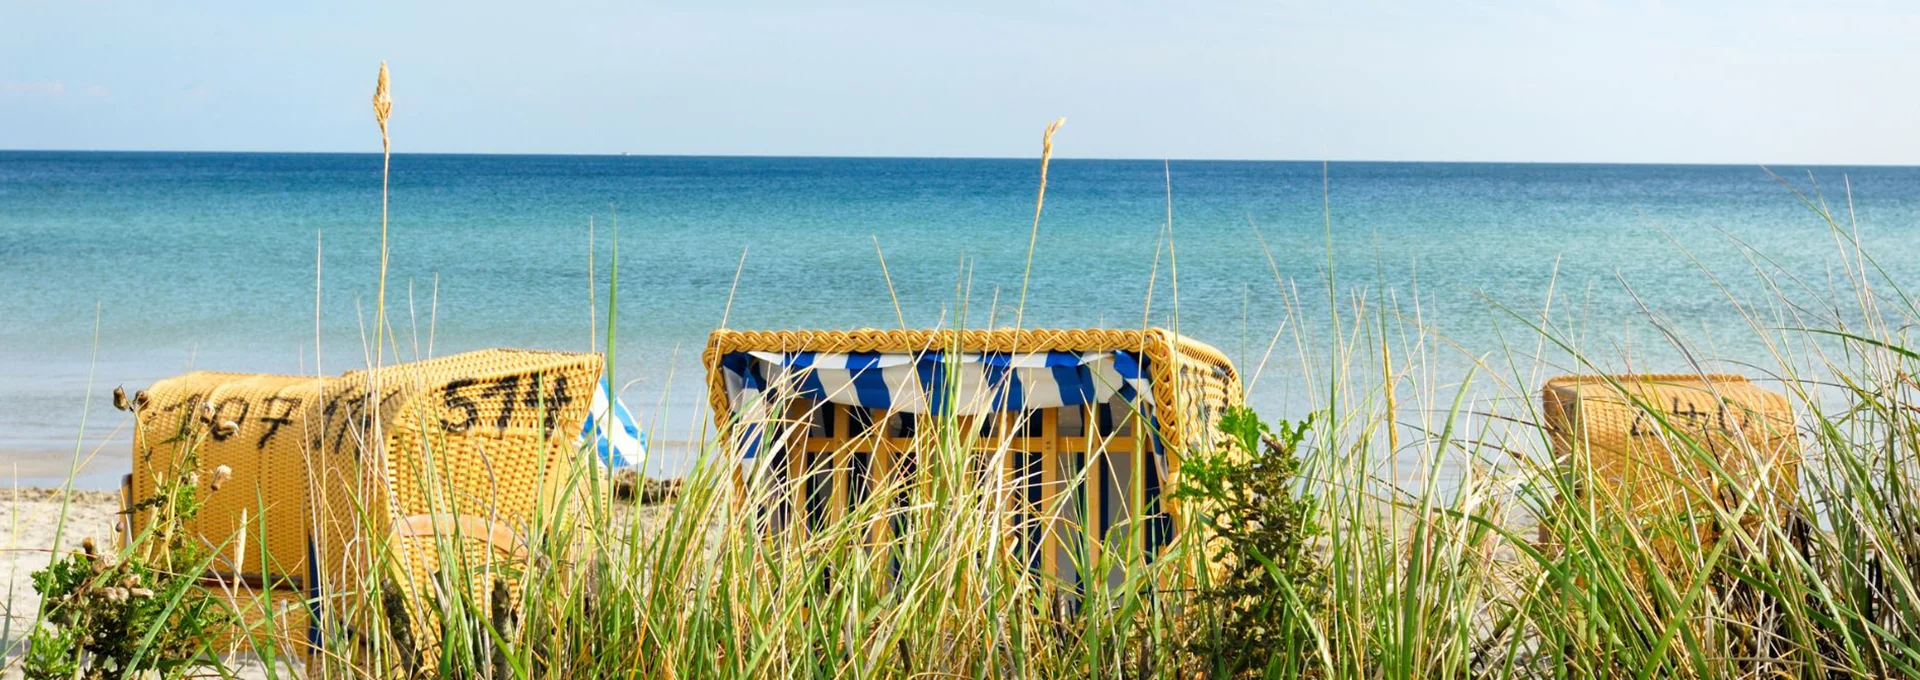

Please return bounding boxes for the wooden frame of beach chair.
[701,327,1243,591]
[758,398,1151,584]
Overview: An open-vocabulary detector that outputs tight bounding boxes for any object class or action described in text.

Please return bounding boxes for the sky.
[4,1,1919,164]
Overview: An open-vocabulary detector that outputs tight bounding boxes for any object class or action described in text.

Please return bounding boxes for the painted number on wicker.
[439,373,575,437]
[1626,398,1755,437]
[256,395,304,449]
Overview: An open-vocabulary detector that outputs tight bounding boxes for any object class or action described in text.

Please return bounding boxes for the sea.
[4,152,1919,488]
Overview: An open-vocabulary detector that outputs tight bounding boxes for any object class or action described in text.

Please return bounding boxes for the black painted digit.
[160,392,203,416]
[330,398,355,454]
[519,373,574,437]
[257,395,303,449]
[544,374,572,436]
[315,394,342,450]
[330,390,367,456]
[209,396,251,441]
[1673,398,1706,425]
[481,375,521,432]
[522,373,547,410]
[441,378,479,432]
[1717,405,1749,432]
[522,374,551,436]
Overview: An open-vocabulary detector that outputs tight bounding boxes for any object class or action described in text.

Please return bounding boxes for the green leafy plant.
[1174,406,1325,677]
[25,434,235,679]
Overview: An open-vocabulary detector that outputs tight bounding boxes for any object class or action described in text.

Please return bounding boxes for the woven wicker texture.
[130,372,328,586]
[306,348,603,651]
[702,327,1243,454]
[1542,374,1799,552]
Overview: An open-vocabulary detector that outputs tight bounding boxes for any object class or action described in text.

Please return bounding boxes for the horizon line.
[2,147,1916,169]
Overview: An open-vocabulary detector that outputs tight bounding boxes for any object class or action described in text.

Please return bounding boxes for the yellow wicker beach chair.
[702,327,1242,588]
[127,349,608,661]
[1540,374,1800,571]
[305,348,604,660]
[128,371,328,653]
[130,372,326,583]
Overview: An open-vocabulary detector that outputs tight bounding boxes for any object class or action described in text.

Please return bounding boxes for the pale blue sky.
[4,1,1918,163]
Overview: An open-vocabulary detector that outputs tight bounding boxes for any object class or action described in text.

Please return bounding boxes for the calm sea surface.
[5,152,1918,486]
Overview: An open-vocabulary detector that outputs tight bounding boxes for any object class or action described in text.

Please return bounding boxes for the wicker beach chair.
[127,349,608,663]
[304,348,604,664]
[702,327,1243,589]
[1539,374,1800,575]
[128,371,330,653]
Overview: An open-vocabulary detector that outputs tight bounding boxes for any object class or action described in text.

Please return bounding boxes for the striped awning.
[721,350,1151,458]
[722,350,1149,416]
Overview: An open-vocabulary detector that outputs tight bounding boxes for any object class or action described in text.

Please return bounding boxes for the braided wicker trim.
[1545,373,1754,388]
[701,327,1240,454]
[1542,373,1786,429]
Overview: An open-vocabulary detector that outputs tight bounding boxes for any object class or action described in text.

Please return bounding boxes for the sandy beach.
[1,487,120,644]
[1,489,300,679]
[0,488,150,677]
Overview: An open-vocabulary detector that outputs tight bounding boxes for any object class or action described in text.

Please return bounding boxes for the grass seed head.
[1041,117,1065,158]
[373,61,393,144]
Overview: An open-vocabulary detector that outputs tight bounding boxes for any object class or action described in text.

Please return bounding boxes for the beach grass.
[30,211,1920,676]
[11,74,1920,679]
[15,172,1918,679]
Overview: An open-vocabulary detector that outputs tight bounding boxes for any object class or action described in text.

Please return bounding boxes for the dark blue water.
[5,151,1918,485]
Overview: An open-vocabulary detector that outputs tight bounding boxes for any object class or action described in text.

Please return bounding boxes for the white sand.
[1,488,120,643]
[0,489,291,678]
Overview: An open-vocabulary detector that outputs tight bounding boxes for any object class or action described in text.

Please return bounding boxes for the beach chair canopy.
[718,349,1156,462]
[719,349,1154,417]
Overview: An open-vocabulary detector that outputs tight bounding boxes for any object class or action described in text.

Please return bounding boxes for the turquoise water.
[5,152,1919,486]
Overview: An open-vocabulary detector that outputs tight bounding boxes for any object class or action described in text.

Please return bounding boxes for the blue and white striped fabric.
[721,350,1152,459]
[580,377,647,468]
